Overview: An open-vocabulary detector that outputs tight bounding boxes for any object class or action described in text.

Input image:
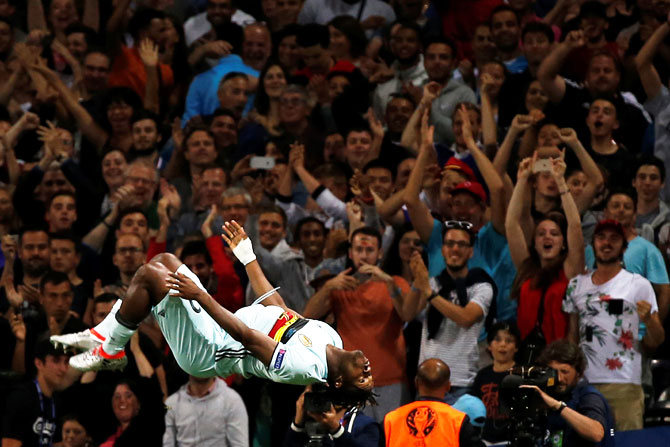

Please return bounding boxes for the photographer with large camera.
[522,340,615,447]
[284,384,381,447]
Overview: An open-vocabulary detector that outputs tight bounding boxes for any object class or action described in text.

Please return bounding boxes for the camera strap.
[356,0,367,22]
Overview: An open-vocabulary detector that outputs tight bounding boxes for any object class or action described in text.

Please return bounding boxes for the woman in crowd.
[250,61,288,136]
[328,15,368,66]
[100,380,164,447]
[506,152,584,361]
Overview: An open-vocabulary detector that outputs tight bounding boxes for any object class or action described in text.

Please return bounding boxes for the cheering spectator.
[506,152,584,359]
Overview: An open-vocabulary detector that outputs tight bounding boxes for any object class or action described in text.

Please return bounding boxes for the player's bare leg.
[53,253,181,370]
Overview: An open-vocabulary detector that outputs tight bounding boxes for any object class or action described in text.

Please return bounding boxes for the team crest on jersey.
[299,334,312,347]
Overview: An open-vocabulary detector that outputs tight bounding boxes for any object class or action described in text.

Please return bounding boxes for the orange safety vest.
[384,400,466,447]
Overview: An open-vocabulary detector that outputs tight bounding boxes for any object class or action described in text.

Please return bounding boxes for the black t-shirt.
[546,82,650,154]
[2,380,61,447]
[471,365,511,443]
[587,144,635,190]
[498,69,534,130]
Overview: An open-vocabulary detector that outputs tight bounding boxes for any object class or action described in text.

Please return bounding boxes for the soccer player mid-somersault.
[51,221,374,406]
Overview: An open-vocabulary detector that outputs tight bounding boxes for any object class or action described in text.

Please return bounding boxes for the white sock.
[90,299,123,340]
[102,320,135,355]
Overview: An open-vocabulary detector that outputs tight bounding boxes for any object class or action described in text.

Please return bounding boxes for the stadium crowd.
[0,0,669,446]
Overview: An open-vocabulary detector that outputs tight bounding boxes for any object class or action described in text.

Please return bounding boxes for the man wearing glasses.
[414,220,496,403]
[113,233,146,288]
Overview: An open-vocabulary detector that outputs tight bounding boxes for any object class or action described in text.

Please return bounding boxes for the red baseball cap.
[451,181,487,203]
[594,219,625,238]
[444,157,476,181]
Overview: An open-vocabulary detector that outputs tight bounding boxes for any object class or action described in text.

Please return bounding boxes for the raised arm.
[31,61,109,151]
[402,111,437,243]
[138,39,160,115]
[27,0,48,31]
[494,115,533,177]
[551,156,585,279]
[376,187,408,227]
[458,104,506,234]
[558,128,603,213]
[634,21,669,100]
[505,157,533,269]
[480,73,499,156]
[538,30,586,104]
[357,264,422,322]
[82,0,100,32]
[221,220,290,311]
[400,82,439,153]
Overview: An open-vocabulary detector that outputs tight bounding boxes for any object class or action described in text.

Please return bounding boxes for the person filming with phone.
[564,218,665,431]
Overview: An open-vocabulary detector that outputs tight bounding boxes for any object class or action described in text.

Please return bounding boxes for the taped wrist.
[232,237,256,265]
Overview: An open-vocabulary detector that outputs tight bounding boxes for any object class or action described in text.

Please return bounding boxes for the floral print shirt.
[563,269,657,385]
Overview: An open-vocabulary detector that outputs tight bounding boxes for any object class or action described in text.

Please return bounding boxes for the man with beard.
[413,221,495,403]
[252,217,342,312]
[564,219,664,431]
[304,226,424,422]
[404,116,517,323]
[584,189,670,326]
[489,5,527,74]
[372,21,427,119]
[3,229,51,318]
[522,340,614,446]
[127,111,163,165]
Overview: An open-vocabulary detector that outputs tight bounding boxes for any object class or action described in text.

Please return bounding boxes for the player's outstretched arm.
[166,272,278,366]
[222,220,291,311]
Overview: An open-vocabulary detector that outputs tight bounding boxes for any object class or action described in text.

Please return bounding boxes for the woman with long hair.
[328,15,368,65]
[505,153,584,358]
[100,379,164,447]
[250,60,288,136]
[381,223,426,284]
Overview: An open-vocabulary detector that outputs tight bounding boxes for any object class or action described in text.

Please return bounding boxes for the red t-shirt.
[293,59,356,80]
[108,45,174,99]
[438,0,504,60]
[517,269,568,343]
[331,277,409,387]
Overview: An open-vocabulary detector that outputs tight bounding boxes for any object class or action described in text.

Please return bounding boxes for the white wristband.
[232,237,256,265]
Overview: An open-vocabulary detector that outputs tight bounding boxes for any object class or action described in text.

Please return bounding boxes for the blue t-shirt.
[427,219,517,322]
[182,54,259,124]
[585,236,670,284]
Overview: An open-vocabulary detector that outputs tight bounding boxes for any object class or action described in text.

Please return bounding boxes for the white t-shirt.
[184,10,256,47]
[563,269,658,385]
[419,281,493,387]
